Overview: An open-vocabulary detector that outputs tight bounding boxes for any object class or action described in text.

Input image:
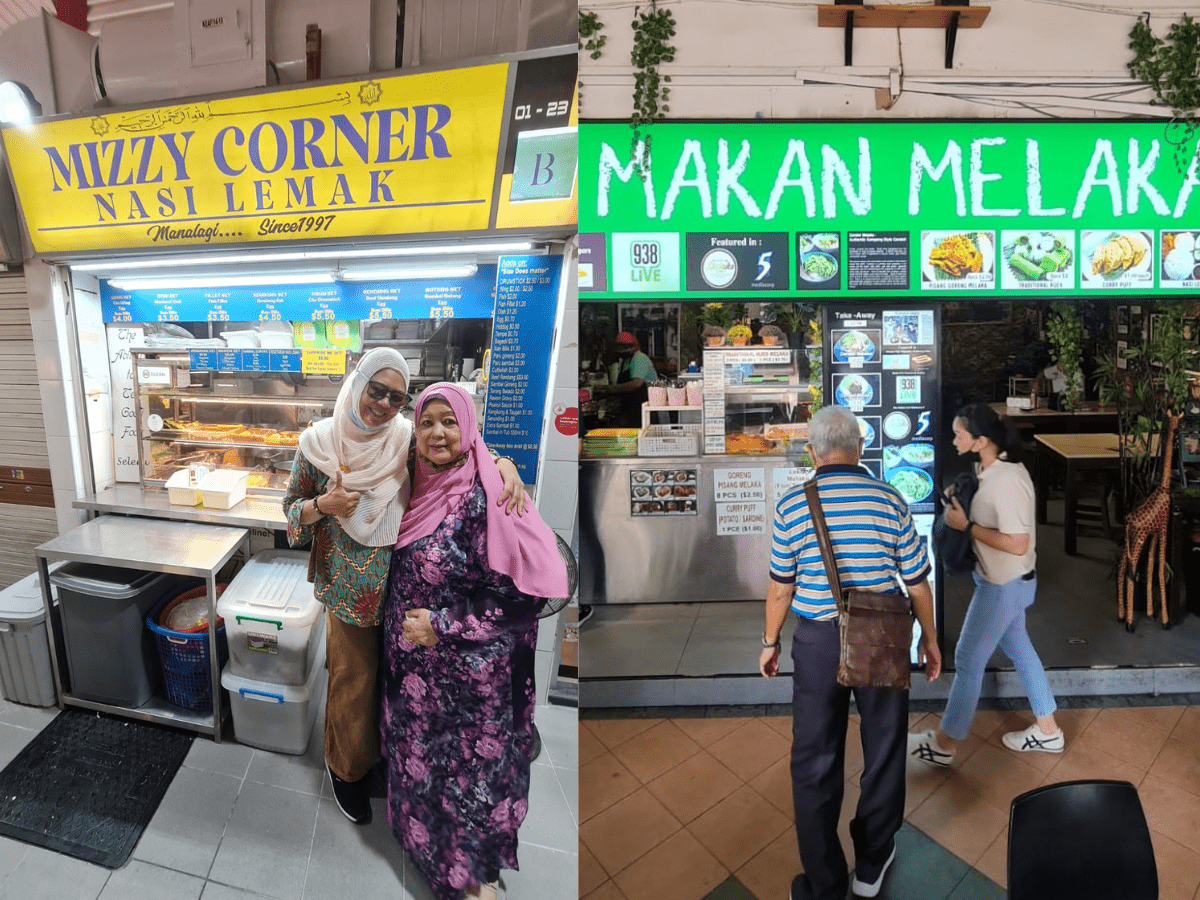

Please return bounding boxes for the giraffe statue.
[1117,410,1183,631]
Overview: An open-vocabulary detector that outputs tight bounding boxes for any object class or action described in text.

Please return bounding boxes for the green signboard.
[578,120,1200,299]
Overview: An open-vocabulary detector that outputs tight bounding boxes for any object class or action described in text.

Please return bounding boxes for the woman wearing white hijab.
[284,347,524,825]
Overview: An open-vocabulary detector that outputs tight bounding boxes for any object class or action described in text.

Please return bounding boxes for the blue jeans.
[941,571,1057,740]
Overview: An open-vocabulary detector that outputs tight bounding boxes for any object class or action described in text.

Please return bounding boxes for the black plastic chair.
[1008,779,1158,900]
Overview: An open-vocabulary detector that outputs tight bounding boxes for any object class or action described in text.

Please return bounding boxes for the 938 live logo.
[685,233,790,291]
[612,233,681,292]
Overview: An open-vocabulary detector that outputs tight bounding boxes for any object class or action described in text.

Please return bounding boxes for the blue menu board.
[101,265,501,323]
[481,255,563,483]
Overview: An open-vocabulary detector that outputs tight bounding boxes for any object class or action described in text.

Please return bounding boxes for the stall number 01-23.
[514,100,571,119]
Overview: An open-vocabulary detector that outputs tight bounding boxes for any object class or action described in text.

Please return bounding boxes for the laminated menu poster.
[829,307,939,516]
[920,231,995,291]
[1000,230,1075,291]
[630,468,698,516]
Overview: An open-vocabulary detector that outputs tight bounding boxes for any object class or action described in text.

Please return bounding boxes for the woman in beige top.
[908,402,1062,768]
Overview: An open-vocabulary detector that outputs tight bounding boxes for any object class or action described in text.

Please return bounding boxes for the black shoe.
[327,764,372,824]
[577,604,594,626]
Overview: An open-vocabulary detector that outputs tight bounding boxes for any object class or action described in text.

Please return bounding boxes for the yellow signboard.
[301,348,346,375]
[1,63,509,254]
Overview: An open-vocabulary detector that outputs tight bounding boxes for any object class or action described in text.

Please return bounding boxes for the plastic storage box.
[221,638,326,754]
[198,469,248,509]
[217,550,323,685]
[638,424,702,456]
[0,570,58,707]
[164,468,204,505]
[50,563,175,707]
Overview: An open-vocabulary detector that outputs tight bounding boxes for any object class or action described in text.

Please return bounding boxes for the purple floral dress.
[382,477,540,900]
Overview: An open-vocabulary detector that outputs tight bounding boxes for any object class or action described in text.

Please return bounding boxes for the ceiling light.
[0,81,42,126]
[107,272,336,290]
[338,263,478,282]
[70,240,538,273]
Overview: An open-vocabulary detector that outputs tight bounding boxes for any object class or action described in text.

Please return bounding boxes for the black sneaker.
[327,764,372,824]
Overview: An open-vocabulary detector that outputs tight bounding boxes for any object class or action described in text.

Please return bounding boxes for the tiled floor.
[581,499,1200,709]
[580,698,1200,900]
[0,626,578,900]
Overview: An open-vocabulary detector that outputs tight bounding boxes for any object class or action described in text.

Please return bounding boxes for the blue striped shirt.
[770,464,931,620]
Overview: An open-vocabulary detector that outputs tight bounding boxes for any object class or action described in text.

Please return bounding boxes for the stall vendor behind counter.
[595,331,659,428]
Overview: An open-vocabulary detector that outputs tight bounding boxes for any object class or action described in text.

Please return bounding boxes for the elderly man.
[592,331,658,427]
[759,405,941,900]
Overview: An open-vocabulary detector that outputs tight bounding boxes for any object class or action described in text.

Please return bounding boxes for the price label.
[301,349,346,375]
[895,374,921,405]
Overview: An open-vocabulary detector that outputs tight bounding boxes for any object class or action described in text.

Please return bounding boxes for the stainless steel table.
[35,515,250,741]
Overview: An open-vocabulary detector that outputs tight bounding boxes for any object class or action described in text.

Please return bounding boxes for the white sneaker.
[1001,723,1065,754]
[907,730,954,768]
[851,843,896,898]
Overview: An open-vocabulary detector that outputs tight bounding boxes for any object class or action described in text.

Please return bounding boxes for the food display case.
[580,346,820,604]
[132,349,338,497]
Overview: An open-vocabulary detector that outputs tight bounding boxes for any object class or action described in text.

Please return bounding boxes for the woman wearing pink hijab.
[382,382,567,900]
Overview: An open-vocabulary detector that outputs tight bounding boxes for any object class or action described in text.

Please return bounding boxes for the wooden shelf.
[817,3,989,29]
[818,2,990,68]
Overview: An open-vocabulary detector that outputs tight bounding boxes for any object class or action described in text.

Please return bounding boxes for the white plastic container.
[217,550,324,685]
[221,330,259,348]
[198,469,248,509]
[256,331,294,349]
[0,570,58,707]
[164,468,204,505]
[222,639,326,754]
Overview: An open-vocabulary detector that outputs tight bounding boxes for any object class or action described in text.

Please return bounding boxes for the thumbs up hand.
[321,470,361,518]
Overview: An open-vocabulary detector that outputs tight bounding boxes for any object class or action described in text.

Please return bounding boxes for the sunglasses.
[364,380,410,408]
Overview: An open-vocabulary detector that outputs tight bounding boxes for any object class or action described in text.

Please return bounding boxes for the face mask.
[617,347,635,358]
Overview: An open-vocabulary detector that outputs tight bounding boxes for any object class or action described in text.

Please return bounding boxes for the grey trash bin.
[49,563,177,707]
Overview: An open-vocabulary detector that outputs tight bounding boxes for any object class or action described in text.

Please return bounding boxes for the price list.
[481,255,563,483]
[702,349,727,453]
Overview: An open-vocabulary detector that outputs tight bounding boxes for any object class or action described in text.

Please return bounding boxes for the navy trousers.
[789,616,908,900]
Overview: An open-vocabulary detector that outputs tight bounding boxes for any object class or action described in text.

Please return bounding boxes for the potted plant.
[764,302,817,376]
[727,323,752,346]
[701,325,728,347]
[758,324,784,346]
[1095,302,1199,511]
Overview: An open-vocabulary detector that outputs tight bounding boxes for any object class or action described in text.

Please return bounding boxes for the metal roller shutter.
[0,273,55,588]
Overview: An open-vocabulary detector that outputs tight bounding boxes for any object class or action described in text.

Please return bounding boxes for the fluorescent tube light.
[338,263,478,282]
[108,272,336,290]
[71,241,537,273]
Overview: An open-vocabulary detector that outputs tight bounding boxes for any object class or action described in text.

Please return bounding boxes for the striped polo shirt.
[770,464,931,620]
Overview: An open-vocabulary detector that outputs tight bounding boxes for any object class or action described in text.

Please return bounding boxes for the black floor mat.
[0,708,194,868]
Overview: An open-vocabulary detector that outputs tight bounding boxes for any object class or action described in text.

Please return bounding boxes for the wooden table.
[989,402,1119,434]
[1035,433,1125,556]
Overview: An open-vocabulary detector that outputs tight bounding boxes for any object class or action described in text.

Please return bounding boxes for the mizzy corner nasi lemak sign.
[0,63,509,254]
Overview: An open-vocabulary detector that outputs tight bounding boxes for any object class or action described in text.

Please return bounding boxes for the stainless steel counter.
[36,515,251,741]
[77,484,286,529]
[580,454,812,604]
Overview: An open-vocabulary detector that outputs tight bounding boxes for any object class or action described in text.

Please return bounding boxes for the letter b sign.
[508,131,576,202]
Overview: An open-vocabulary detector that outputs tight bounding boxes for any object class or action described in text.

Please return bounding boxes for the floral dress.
[382,477,540,900]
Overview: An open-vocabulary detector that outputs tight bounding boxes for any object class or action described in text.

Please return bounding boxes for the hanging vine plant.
[630,2,676,175]
[1128,12,1200,173]
[1046,301,1084,412]
[578,10,607,114]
